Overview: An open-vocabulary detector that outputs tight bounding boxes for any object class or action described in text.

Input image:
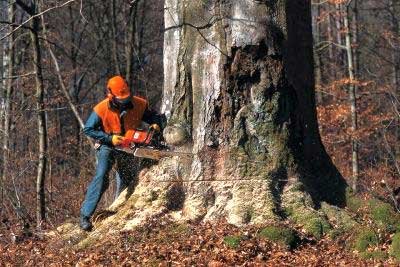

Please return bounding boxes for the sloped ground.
[0,216,394,266]
[2,164,400,266]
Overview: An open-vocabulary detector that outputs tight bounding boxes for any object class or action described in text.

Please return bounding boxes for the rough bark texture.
[30,2,48,225]
[2,1,14,187]
[160,0,346,225]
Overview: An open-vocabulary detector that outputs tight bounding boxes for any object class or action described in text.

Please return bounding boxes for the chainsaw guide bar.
[116,147,193,160]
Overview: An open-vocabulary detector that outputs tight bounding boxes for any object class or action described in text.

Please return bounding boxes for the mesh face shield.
[109,96,134,111]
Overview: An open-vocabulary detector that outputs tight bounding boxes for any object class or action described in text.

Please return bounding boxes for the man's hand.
[150,124,161,132]
[112,135,125,146]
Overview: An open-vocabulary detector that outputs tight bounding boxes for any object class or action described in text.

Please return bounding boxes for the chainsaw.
[115,124,192,160]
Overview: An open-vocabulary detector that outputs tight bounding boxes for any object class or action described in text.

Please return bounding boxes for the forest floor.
[0,216,395,266]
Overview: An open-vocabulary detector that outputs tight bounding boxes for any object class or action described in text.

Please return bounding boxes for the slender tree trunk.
[111,0,121,75]
[2,2,15,186]
[312,2,323,104]
[344,4,359,191]
[389,0,400,159]
[352,0,359,77]
[29,1,47,226]
[0,1,8,207]
[326,6,336,89]
[67,5,82,175]
[125,2,138,85]
[134,0,146,94]
[334,3,344,72]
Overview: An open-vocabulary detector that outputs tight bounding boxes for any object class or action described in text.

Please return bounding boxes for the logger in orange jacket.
[79,75,164,231]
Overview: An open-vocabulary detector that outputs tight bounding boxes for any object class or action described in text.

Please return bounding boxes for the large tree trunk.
[159,0,346,226]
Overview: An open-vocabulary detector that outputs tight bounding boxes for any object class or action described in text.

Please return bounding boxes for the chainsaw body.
[121,127,161,148]
[116,125,192,160]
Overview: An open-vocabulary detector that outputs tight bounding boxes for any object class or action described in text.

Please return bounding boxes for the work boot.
[79,215,93,231]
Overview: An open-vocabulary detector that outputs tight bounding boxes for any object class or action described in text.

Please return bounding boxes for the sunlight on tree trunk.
[344,4,359,192]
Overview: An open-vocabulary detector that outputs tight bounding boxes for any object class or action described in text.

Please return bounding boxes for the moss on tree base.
[259,225,299,249]
[282,184,331,239]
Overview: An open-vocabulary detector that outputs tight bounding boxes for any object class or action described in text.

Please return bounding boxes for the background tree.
[0,0,164,227]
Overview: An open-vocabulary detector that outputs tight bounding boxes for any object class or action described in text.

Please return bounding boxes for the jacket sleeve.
[142,108,167,129]
[83,111,113,145]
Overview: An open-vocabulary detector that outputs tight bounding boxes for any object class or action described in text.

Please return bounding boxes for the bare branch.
[40,13,94,148]
[1,0,77,41]
[0,20,33,31]
[2,72,36,79]
[315,40,348,50]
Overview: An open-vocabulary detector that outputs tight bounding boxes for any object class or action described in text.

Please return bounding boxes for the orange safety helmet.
[107,75,130,99]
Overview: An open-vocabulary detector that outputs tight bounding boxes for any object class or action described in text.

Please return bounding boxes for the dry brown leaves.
[0,217,390,266]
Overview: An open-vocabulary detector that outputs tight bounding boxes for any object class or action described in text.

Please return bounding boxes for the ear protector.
[107,89,114,101]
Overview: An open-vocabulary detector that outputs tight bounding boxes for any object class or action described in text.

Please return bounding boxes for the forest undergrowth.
[0,216,390,266]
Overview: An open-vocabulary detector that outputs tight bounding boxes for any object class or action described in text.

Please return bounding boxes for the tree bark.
[2,2,15,186]
[352,0,359,77]
[389,0,400,159]
[28,1,47,226]
[344,4,359,192]
[125,2,138,85]
[159,0,346,226]
[312,2,323,104]
[326,6,335,82]
[335,3,344,65]
[110,0,121,75]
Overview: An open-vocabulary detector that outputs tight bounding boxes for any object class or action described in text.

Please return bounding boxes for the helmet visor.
[116,91,130,99]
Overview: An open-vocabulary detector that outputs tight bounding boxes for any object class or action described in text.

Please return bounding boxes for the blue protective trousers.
[80,145,137,218]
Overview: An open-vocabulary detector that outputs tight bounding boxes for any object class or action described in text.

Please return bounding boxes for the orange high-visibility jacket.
[93,96,148,135]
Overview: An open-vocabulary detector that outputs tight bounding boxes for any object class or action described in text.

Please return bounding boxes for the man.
[80,75,163,231]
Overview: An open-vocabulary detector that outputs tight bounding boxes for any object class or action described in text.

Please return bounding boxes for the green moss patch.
[360,250,387,260]
[283,189,332,240]
[321,202,358,240]
[288,207,331,240]
[345,189,365,213]
[223,235,244,249]
[346,189,400,233]
[259,226,298,249]
[390,232,400,260]
[328,228,346,240]
[305,217,332,240]
[353,228,379,252]
[368,199,400,232]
